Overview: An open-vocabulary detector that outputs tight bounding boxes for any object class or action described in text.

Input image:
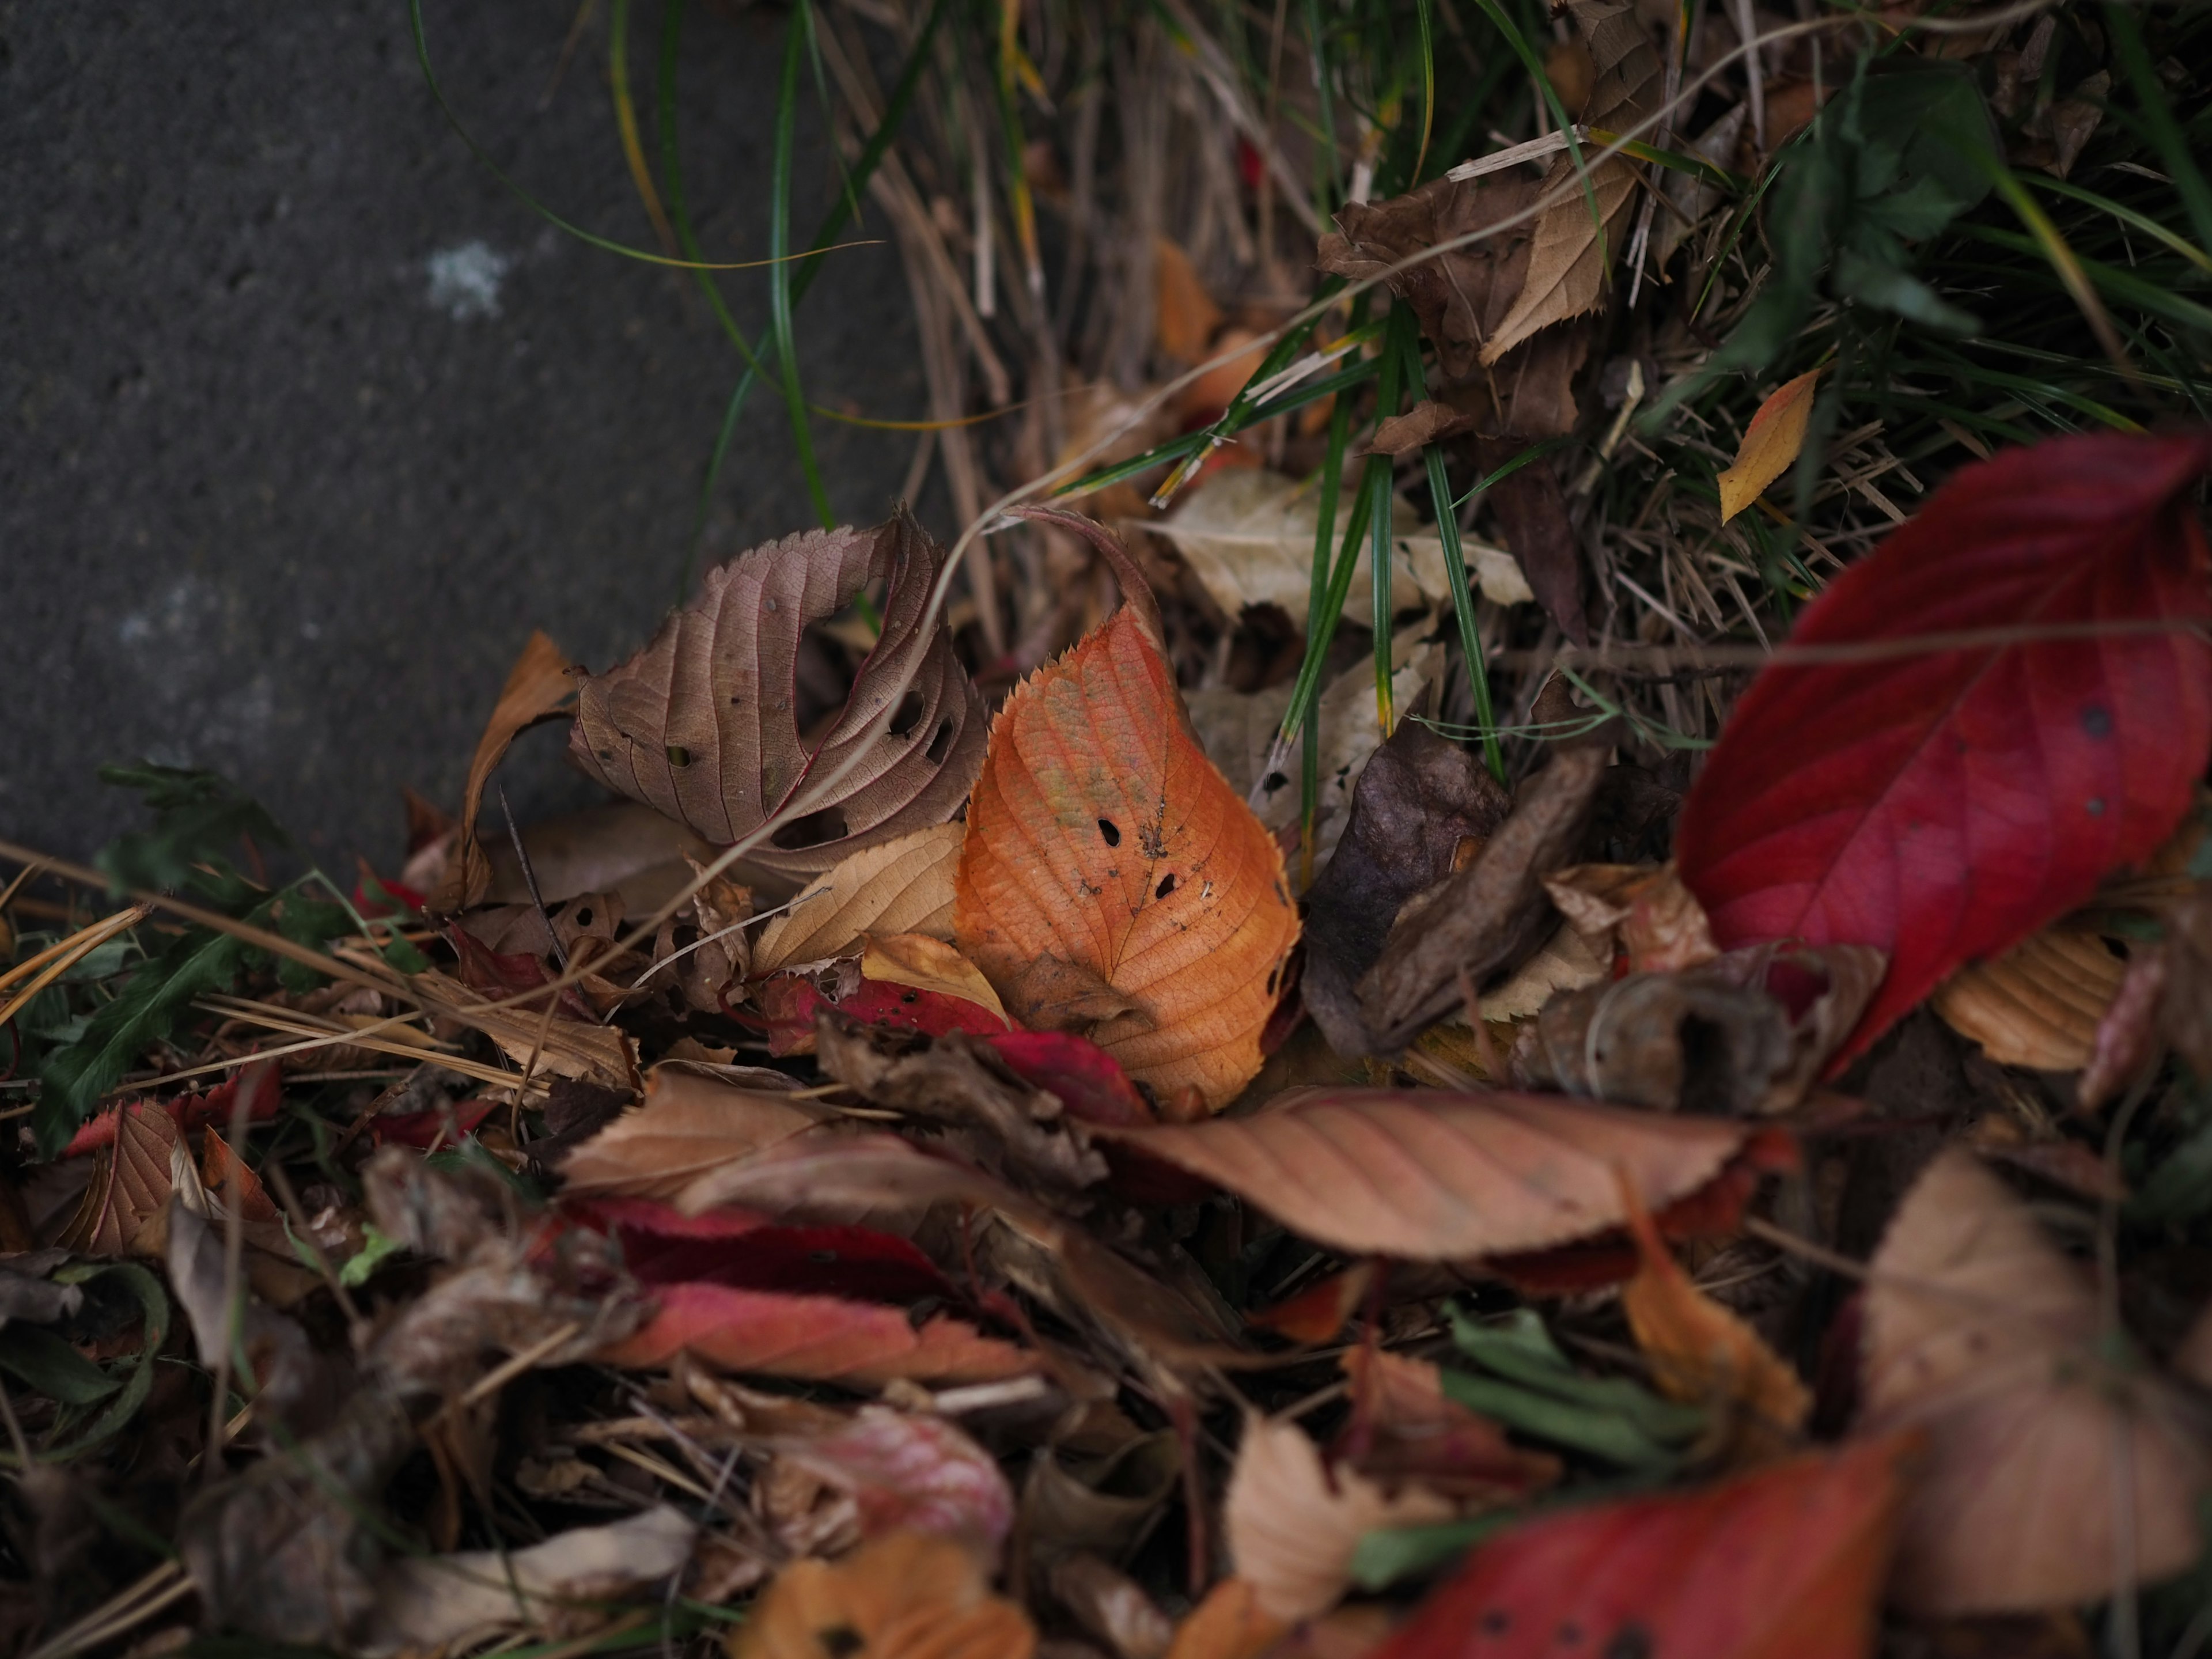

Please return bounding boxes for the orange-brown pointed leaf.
[732,1532,1036,1659]
[558,1069,832,1202]
[1717,370,1823,524]
[1097,1090,1744,1259]
[1162,1581,1286,1659]
[59,1101,180,1256]
[955,526,1298,1111]
[433,629,575,912]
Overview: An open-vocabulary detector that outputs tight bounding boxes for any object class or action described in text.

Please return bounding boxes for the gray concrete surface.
[2,0,925,870]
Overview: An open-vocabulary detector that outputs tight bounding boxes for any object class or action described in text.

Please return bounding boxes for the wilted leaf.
[1021,1426,1182,1568]
[755,824,965,974]
[430,628,575,912]
[955,515,1299,1110]
[1857,1148,2209,1615]
[1360,1439,1909,1659]
[734,1532,1035,1659]
[1475,924,1609,1022]
[363,1507,696,1658]
[1190,621,1446,874]
[1516,944,1885,1115]
[597,1281,1036,1388]
[1480,0,1660,365]
[62,1057,283,1156]
[1302,722,1512,1054]
[1153,470,1530,629]
[1359,746,1610,1049]
[1931,928,2124,1071]
[1226,1415,1455,1623]
[1717,369,1823,524]
[1619,1184,1808,1457]
[1100,1089,1745,1259]
[571,513,987,873]
[558,1067,830,1202]
[1679,431,2212,1059]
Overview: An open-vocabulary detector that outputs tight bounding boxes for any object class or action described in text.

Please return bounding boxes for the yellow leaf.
[1932,928,2124,1071]
[861,933,1010,1027]
[755,825,964,974]
[1717,369,1823,524]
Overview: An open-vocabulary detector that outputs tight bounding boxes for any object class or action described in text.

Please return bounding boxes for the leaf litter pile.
[9,0,2212,1654]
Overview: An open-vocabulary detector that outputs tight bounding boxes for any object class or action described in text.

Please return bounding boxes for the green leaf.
[94,763,289,895]
[338,1224,407,1289]
[27,1263,169,1465]
[0,1327,122,1406]
[1832,249,1980,332]
[1446,1308,1709,1460]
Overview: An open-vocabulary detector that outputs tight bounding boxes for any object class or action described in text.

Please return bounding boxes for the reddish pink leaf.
[368,1097,498,1149]
[771,1406,1016,1551]
[1366,1438,1910,1659]
[984,1031,1153,1127]
[596,1281,1036,1388]
[756,974,1010,1055]
[567,1196,954,1304]
[1679,431,2212,1058]
[63,1059,283,1157]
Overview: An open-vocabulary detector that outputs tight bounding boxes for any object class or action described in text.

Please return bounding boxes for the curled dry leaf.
[1717,369,1823,524]
[1543,862,1717,975]
[558,1067,831,1203]
[1359,746,1610,1050]
[1152,469,1529,629]
[1931,928,2125,1071]
[363,1507,696,1658]
[1098,1089,1745,1259]
[1857,1148,2209,1615]
[571,513,987,874]
[1225,1415,1455,1623]
[1361,1439,1910,1659]
[1516,944,1885,1115]
[732,1531,1036,1659]
[955,516,1299,1111]
[1679,431,2212,1060]
[1619,1186,1809,1458]
[1480,0,1660,366]
[1190,621,1445,876]
[431,628,576,913]
[755,824,965,974]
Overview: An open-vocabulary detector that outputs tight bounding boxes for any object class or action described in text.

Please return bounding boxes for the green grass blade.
[1372,309,1416,735]
[1303,391,1357,885]
[1467,0,1604,260]
[1425,445,1503,781]
[2022,173,2212,278]
[774,3,835,531]
[2103,2,2212,259]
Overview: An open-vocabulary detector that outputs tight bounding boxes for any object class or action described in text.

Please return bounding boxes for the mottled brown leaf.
[571,513,987,874]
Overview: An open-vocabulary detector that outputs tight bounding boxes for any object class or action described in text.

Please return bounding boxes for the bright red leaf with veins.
[1679,431,2212,1058]
[1365,1437,1910,1659]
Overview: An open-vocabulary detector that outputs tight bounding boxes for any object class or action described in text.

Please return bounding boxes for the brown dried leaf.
[1474,439,1585,644]
[1933,929,2126,1072]
[1857,1149,2209,1615]
[559,1068,832,1202]
[1480,0,1661,365]
[58,1100,178,1256]
[955,514,1299,1109]
[1302,723,1512,1055]
[1154,236,1224,364]
[410,969,640,1093]
[1098,1089,1745,1259]
[733,1532,1036,1659]
[755,824,965,974]
[432,629,576,913]
[570,513,987,874]
[1543,861,1717,974]
[1225,1416,1453,1623]
[1358,746,1610,1050]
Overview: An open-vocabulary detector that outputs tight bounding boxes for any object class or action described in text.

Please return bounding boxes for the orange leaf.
[1857,1149,2208,1615]
[732,1532,1035,1659]
[1716,369,1822,524]
[955,513,1299,1110]
[1618,1180,1809,1457]
[1164,1581,1286,1659]
[597,1281,1037,1389]
[1154,237,1225,364]
[1099,1089,1744,1259]
[433,629,575,912]
[1362,1438,1910,1659]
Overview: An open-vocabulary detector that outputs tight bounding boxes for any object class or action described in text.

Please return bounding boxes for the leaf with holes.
[1361,1438,1909,1659]
[1677,431,2212,1060]
[954,513,1299,1111]
[570,513,987,873]
[1097,1089,1745,1259]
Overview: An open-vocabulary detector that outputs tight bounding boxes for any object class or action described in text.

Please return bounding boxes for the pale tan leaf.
[1099,1089,1745,1259]
[955,518,1300,1111]
[1476,922,1608,1022]
[1480,0,1661,365]
[1933,928,2125,1071]
[1717,369,1823,524]
[755,824,964,974]
[1225,1415,1453,1623]
[410,969,639,1092]
[861,933,1010,1025]
[570,513,987,874]
[1857,1149,2207,1615]
[1190,622,1444,871]
[558,1067,831,1201]
[433,630,576,912]
[734,1532,1036,1659]
[1152,469,1529,630]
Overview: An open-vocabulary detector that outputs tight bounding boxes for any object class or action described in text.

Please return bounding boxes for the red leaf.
[567,1196,955,1304]
[1678,431,2212,1058]
[1366,1438,1911,1659]
[984,1031,1153,1127]
[596,1282,1036,1388]
[756,974,1011,1056]
[368,1097,498,1149]
[63,1059,283,1157]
